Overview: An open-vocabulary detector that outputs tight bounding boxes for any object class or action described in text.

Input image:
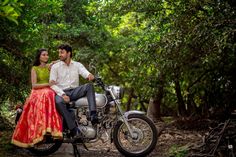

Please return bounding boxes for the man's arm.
[49,64,65,97]
[78,62,94,81]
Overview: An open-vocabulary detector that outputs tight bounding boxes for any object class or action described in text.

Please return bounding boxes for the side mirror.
[89,61,97,75]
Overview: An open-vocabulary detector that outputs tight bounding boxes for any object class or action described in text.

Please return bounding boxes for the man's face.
[58,49,70,61]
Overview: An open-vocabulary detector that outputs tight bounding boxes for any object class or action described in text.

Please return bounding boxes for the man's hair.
[58,44,72,57]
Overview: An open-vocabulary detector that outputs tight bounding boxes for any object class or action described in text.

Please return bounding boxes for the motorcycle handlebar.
[94,76,106,90]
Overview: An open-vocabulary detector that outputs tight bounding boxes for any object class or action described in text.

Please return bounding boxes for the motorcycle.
[27,76,158,157]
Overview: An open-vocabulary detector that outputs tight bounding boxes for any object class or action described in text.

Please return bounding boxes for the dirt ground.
[0,120,206,157]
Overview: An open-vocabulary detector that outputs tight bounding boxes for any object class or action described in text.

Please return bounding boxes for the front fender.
[117,110,145,122]
[124,110,145,119]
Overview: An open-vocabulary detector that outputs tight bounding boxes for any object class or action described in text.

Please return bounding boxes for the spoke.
[117,118,154,153]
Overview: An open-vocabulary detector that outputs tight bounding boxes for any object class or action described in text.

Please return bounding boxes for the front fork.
[116,100,145,138]
[109,88,145,139]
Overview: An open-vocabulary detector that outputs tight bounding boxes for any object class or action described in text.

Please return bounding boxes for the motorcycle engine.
[78,125,96,139]
[77,109,97,139]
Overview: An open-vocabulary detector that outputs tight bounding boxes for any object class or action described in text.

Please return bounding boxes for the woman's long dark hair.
[32,48,47,66]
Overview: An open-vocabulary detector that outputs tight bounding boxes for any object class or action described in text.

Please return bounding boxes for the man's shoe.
[71,127,82,139]
[91,114,99,125]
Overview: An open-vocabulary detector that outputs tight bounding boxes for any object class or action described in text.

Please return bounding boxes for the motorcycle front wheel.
[113,114,158,157]
[28,139,62,156]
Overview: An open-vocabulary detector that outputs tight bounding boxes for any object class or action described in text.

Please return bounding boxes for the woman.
[12,48,63,148]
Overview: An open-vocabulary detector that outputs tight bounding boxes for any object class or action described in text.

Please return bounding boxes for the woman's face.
[39,51,49,63]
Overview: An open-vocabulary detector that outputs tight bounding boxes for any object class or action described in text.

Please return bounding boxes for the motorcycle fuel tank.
[75,93,107,108]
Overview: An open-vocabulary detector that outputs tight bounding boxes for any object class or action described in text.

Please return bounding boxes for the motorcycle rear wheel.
[113,114,158,157]
[28,139,62,156]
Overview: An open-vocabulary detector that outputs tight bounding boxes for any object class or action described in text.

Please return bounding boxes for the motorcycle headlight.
[109,86,124,99]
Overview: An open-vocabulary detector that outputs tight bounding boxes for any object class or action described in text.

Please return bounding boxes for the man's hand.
[62,94,70,103]
[87,74,95,81]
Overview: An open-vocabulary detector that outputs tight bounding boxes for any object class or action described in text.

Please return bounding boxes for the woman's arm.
[31,68,50,89]
[47,60,60,70]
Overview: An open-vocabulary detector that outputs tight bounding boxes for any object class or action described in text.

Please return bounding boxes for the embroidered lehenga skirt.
[12,87,63,148]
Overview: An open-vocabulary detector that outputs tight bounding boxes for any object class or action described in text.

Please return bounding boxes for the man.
[50,44,98,138]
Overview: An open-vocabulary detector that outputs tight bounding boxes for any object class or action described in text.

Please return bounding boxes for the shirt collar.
[61,60,75,66]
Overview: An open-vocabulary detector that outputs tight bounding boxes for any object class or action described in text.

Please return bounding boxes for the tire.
[113,114,158,157]
[28,140,62,156]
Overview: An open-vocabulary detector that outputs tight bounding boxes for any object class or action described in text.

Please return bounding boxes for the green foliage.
[0,101,15,120]
[0,130,14,155]
[0,0,235,117]
[0,48,30,102]
[0,0,23,24]
[168,145,188,157]
[97,0,236,115]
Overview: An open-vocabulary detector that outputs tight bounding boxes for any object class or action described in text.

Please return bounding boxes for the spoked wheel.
[113,114,158,157]
[28,139,62,156]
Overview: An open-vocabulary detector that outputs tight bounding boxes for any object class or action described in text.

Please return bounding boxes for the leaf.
[6,16,18,25]
[2,0,10,6]
[2,6,14,14]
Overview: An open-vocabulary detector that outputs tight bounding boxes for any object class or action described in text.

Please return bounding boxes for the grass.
[162,116,175,124]
[168,145,188,157]
[0,130,15,157]
[0,104,17,157]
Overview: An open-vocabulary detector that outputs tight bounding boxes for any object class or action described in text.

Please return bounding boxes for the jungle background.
[0,0,235,156]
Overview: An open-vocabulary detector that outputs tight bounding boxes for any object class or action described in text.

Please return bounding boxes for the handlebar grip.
[94,77,105,90]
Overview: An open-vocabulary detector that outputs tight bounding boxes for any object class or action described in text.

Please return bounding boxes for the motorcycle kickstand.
[72,143,80,157]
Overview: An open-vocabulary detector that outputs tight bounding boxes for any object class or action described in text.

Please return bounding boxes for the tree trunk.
[140,101,147,112]
[202,90,210,117]
[147,74,164,122]
[174,77,187,117]
[186,93,198,116]
[147,98,157,121]
[126,88,134,111]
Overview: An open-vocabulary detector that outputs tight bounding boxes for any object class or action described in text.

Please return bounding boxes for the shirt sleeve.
[49,64,65,97]
[50,85,65,97]
[78,62,91,79]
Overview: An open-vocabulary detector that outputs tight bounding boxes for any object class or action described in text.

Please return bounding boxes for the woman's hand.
[48,60,60,70]
[49,80,57,86]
